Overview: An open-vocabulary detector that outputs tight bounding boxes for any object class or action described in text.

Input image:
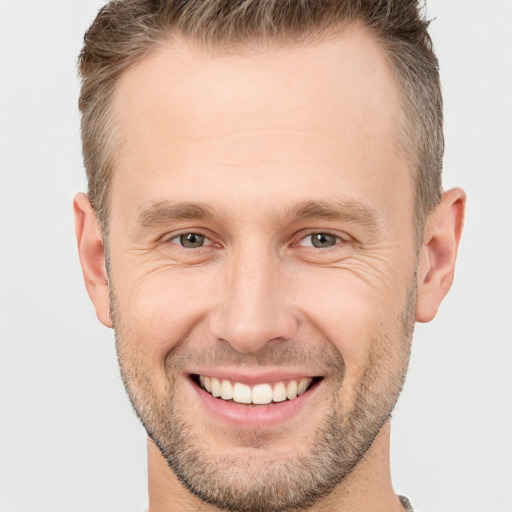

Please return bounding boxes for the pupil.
[312,233,336,248]
[180,233,204,248]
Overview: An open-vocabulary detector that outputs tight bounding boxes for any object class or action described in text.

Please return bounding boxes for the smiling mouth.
[191,374,321,406]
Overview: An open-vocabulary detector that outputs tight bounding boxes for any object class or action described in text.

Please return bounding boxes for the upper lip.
[187,369,321,386]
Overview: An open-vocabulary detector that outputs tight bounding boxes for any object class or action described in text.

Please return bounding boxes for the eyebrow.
[135,198,381,230]
[281,200,380,228]
[137,201,225,228]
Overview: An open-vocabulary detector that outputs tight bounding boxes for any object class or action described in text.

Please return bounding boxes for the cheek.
[292,267,409,374]
[113,264,218,361]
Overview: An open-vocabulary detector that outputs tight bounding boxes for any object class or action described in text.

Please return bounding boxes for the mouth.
[191,374,322,406]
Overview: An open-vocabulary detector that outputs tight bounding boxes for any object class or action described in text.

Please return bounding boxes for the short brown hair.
[78,0,443,238]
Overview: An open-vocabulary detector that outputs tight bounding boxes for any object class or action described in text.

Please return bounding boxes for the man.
[74,1,465,511]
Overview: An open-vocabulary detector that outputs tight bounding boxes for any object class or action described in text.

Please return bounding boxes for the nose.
[209,245,299,353]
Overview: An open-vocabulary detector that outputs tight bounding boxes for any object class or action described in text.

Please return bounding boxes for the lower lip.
[189,378,321,428]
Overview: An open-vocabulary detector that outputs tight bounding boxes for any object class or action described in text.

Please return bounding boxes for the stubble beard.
[111,282,416,512]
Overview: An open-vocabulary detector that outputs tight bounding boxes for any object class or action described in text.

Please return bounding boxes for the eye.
[298,233,341,249]
[170,232,210,249]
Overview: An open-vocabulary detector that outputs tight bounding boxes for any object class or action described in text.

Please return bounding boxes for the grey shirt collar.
[399,495,415,511]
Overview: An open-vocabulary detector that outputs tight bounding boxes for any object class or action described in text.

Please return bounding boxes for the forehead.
[109,25,412,228]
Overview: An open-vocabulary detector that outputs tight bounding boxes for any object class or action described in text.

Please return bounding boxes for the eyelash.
[168,232,215,249]
[166,231,348,250]
[295,232,346,249]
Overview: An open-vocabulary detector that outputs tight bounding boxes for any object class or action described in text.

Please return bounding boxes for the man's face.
[107,26,418,511]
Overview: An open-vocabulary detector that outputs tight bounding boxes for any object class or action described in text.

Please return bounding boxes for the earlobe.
[416,188,466,323]
[73,193,112,328]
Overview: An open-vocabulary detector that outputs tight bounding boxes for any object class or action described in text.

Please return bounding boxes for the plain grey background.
[0,1,511,511]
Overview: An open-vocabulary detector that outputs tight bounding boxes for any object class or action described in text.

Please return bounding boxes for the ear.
[73,193,112,328]
[416,188,466,323]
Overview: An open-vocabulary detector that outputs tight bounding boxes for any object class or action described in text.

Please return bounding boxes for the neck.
[147,421,405,512]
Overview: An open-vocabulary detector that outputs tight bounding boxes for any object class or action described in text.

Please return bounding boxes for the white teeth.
[297,378,312,396]
[221,379,233,400]
[252,384,273,404]
[272,382,287,402]
[233,383,252,404]
[286,380,298,400]
[211,377,221,397]
[199,375,315,404]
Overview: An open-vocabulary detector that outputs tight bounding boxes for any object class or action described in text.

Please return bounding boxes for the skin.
[74,24,465,512]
